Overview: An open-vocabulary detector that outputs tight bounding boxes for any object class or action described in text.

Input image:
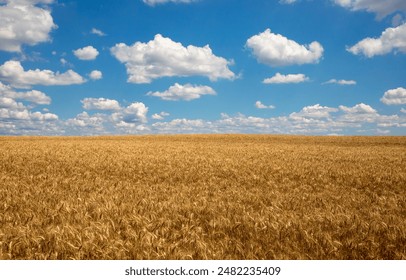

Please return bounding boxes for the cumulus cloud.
[0,83,59,135]
[337,103,384,124]
[152,118,209,133]
[339,103,377,114]
[89,70,102,80]
[333,0,406,19]
[0,97,25,109]
[2,97,404,135]
[323,79,356,85]
[0,107,57,121]
[0,61,85,88]
[151,103,405,135]
[0,0,57,52]
[152,111,170,120]
[61,102,402,135]
[255,101,275,109]
[91,28,106,36]
[114,121,149,132]
[29,111,58,121]
[263,73,309,84]
[66,111,104,128]
[246,28,323,66]
[380,87,406,105]
[347,23,406,57]
[10,89,50,104]
[65,100,149,135]
[81,98,121,111]
[73,46,99,60]
[290,104,338,119]
[110,34,235,83]
[0,107,29,120]
[147,83,216,101]
[111,102,148,124]
[0,81,51,104]
[143,0,198,5]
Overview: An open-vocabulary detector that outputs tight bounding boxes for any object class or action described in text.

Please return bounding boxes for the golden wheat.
[0,135,405,259]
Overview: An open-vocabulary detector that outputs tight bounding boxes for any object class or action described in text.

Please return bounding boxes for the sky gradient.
[0,0,405,135]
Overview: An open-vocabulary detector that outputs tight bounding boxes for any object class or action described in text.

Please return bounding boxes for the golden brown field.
[0,135,405,260]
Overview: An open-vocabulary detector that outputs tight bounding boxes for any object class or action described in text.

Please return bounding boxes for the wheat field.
[0,135,405,260]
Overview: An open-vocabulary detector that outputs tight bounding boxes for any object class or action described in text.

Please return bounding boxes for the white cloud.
[151,114,162,120]
[0,81,51,104]
[337,103,386,124]
[110,34,235,83]
[401,108,406,113]
[151,114,163,120]
[339,103,377,114]
[73,46,99,60]
[29,110,58,121]
[21,90,51,104]
[0,97,25,109]
[152,118,209,133]
[59,58,74,68]
[347,23,406,57]
[147,83,216,101]
[143,0,197,6]
[150,114,315,134]
[91,28,106,36]
[380,87,406,105]
[0,64,59,135]
[0,60,86,88]
[151,103,405,135]
[81,98,121,111]
[246,28,323,66]
[2,96,404,135]
[0,107,29,120]
[89,70,103,80]
[333,0,406,19]
[279,0,297,4]
[290,104,338,119]
[0,0,57,52]
[376,128,390,134]
[152,111,170,120]
[323,79,356,85]
[263,73,309,84]
[376,115,405,128]
[114,122,149,131]
[111,102,148,124]
[255,101,275,109]
[65,100,149,135]
[66,111,105,129]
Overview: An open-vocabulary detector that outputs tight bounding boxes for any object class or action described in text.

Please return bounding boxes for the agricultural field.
[0,135,405,260]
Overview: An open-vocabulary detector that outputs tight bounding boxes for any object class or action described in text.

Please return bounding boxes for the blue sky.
[0,0,405,135]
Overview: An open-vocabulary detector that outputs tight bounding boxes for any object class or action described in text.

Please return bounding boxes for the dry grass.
[0,135,405,260]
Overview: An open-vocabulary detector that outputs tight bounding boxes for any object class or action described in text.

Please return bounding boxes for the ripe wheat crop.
[0,135,405,259]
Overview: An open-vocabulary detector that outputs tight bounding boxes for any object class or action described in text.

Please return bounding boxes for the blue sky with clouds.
[0,0,405,135]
